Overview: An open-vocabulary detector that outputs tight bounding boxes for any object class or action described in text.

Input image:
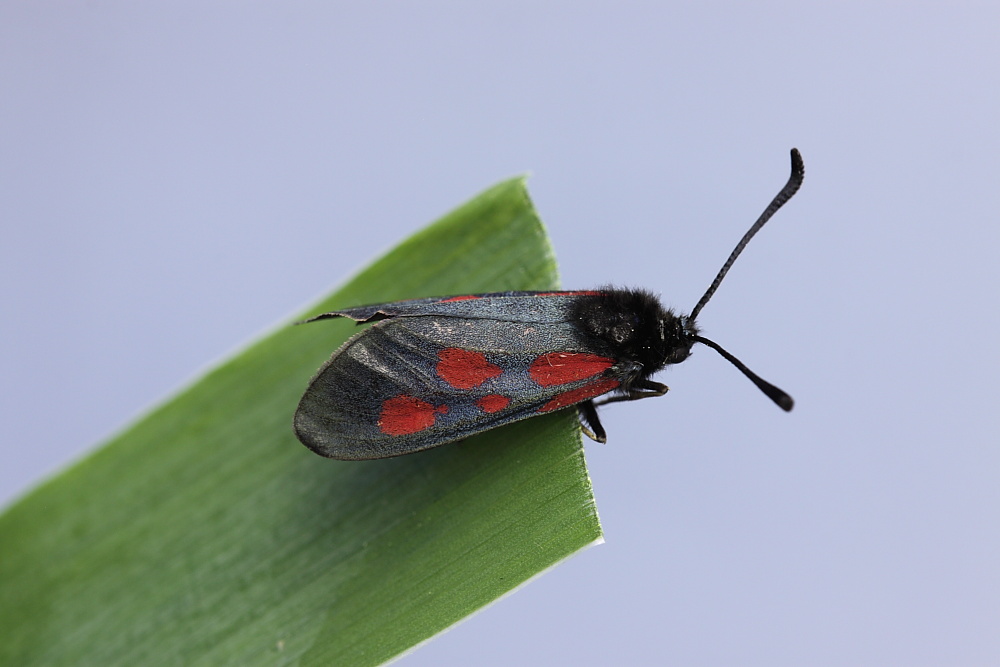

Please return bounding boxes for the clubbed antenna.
[689,148,804,321]
[694,335,794,411]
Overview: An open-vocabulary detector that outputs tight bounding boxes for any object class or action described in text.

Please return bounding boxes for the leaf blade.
[1,177,602,666]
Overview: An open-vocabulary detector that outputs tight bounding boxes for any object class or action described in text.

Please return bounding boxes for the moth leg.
[577,400,607,444]
[595,379,669,406]
[578,381,666,444]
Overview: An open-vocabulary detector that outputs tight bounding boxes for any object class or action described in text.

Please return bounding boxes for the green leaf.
[0,178,603,666]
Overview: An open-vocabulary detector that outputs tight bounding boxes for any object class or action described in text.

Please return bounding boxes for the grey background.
[3,3,998,665]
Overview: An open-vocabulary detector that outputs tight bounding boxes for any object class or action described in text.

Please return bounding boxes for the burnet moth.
[295,149,804,460]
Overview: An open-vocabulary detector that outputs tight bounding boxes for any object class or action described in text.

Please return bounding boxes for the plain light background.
[3,3,998,665]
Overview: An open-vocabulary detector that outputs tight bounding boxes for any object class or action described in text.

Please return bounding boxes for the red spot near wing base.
[437,348,502,389]
[476,394,511,413]
[440,295,482,302]
[529,352,614,387]
[539,379,620,412]
[379,395,448,436]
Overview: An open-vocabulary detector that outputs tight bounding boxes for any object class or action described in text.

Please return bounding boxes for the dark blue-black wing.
[294,293,639,459]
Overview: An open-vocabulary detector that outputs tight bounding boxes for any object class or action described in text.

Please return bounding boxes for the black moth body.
[294,149,804,460]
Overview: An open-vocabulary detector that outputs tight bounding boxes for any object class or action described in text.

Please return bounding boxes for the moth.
[295,149,803,459]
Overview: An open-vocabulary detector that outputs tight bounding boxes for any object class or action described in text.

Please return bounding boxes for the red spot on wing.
[379,395,448,436]
[529,352,614,387]
[476,394,511,413]
[440,295,482,302]
[437,348,502,389]
[538,379,620,412]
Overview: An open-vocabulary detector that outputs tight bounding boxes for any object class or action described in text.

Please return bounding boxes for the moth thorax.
[571,290,691,373]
